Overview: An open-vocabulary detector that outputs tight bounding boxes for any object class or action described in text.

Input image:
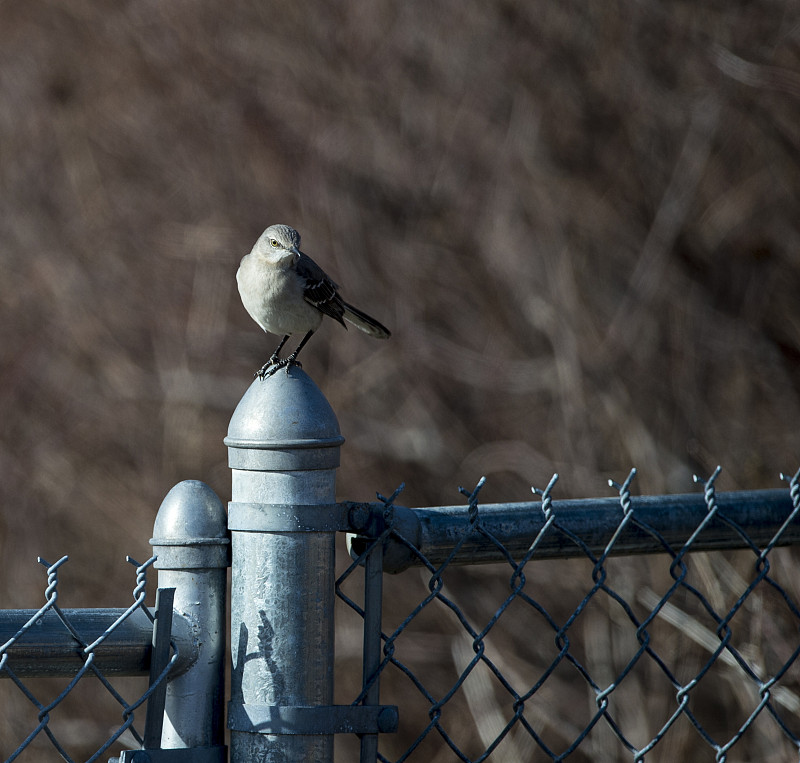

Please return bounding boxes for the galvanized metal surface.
[150,480,228,751]
[143,587,176,749]
[227,703,398,734]
[226,369,341,762]
[347,488,798,572]
[358,531,387,761]
[224,367,344,473]
[0,606,193,677]
[116,748,226,763]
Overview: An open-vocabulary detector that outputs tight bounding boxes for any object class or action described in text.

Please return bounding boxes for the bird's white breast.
[237,251,322,337]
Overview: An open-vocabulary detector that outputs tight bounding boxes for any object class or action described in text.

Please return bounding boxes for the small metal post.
[150,480,229,753]
[143,587,175,749]
[359,535,385,762]
[225,369,343,762]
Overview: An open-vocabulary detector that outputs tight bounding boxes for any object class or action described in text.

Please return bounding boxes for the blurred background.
[1,1,800,760]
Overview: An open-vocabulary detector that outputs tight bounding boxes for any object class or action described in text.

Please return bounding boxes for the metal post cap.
[224,368,344,471]
[150,480,229,569]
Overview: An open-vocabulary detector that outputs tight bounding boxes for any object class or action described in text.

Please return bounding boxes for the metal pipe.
[347,489,797,573]
[150,479,229,750]
[359,537,385,762]
[0,606,193,677]
[225,369,343,762]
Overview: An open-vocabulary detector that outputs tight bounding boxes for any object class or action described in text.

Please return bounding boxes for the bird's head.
[253,224,301,264]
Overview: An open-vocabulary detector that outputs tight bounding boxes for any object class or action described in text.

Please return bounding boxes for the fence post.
[225,369,343,762]
[150,479,229,753]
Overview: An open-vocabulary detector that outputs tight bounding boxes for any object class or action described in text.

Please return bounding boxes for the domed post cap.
[150,480,229,569]
[224,368,344,471]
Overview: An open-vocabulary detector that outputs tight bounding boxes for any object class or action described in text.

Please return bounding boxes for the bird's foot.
[257,357,302,379]
[254,352,282,379]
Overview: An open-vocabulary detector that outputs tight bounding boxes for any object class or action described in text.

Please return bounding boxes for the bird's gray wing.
[295,253,347,326]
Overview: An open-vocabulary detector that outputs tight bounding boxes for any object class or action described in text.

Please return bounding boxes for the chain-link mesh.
[338,467,800,762]
[0,555,173,763]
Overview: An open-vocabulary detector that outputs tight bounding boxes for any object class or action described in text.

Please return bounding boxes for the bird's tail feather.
[342,301,391,339]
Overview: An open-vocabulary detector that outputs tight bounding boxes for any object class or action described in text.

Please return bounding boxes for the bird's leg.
[256,335,290,379]
[263,330,315,377]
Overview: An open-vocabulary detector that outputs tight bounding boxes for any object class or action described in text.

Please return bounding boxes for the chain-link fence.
[0,480,228,763]
[0,556,171,762]
[338,466,800,762]
[4,371,800,762]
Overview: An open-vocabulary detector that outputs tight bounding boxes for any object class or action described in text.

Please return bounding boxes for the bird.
[237,224,391,378]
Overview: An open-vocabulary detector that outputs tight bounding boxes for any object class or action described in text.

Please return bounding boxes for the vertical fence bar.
[225,369,343,762]
[150,480,229,753]
[359,534,385,762]
[142,586,175,749]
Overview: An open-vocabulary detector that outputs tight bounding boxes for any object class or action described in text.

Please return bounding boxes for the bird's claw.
[256,357,302,379]
[255,353,282,378]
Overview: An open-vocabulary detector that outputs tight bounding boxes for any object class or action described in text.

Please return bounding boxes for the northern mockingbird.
[237,224,391,378]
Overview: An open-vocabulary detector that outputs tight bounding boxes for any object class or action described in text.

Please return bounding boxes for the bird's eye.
[269,238,279,248]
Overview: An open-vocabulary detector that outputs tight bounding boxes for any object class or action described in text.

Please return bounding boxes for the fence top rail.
[0,606,197,678]
[347,488,798,572]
